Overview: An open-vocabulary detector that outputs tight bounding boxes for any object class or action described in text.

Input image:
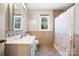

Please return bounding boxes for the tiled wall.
[27,31,54,51]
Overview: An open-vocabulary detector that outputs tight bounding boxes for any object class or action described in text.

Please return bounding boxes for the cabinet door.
[17,44,31,56]
[5,44,18,56]
[5,44,31,56]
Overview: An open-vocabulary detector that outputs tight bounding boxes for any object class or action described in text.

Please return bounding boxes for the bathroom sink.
[21,36,35,40]
[6,36,36,44]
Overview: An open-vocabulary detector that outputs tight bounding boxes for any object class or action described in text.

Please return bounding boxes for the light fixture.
[21,3,26,9]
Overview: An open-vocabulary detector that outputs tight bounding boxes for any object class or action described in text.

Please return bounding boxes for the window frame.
[39,15,50,31]
[13,14,23,30]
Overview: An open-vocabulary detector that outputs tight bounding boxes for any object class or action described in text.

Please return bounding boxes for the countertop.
[5,36,36,44]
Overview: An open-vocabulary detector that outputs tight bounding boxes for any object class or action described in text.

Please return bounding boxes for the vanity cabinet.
[5,44,31,56]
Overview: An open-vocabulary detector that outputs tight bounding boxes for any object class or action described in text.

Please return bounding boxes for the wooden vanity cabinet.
[5,44,31,56]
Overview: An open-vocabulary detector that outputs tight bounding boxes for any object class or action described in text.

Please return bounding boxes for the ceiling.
[26,3,73,10]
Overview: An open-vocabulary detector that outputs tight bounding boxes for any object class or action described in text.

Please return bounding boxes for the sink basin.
[6,36,36,44]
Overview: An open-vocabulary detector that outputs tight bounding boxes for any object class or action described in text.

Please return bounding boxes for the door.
[0,43,5,56]
[0,3,8,56]
[0,15,6,56]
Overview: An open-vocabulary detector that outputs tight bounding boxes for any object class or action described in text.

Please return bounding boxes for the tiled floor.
[35,47,61,56]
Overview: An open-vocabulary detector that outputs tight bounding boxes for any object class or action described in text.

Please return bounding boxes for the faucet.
[20,34,23,39]
[20,30,26,39]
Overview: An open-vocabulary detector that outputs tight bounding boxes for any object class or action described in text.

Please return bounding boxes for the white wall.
[27,10,53,31]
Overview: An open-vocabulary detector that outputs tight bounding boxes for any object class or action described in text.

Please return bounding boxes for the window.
[39,15,50,31]
[13,15,22,30]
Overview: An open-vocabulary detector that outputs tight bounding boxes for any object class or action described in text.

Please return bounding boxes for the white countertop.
[5,36,36,44]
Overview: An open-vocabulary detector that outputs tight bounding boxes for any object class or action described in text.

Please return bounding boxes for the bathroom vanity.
[5,36,38,56]
[5,44,31,56]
